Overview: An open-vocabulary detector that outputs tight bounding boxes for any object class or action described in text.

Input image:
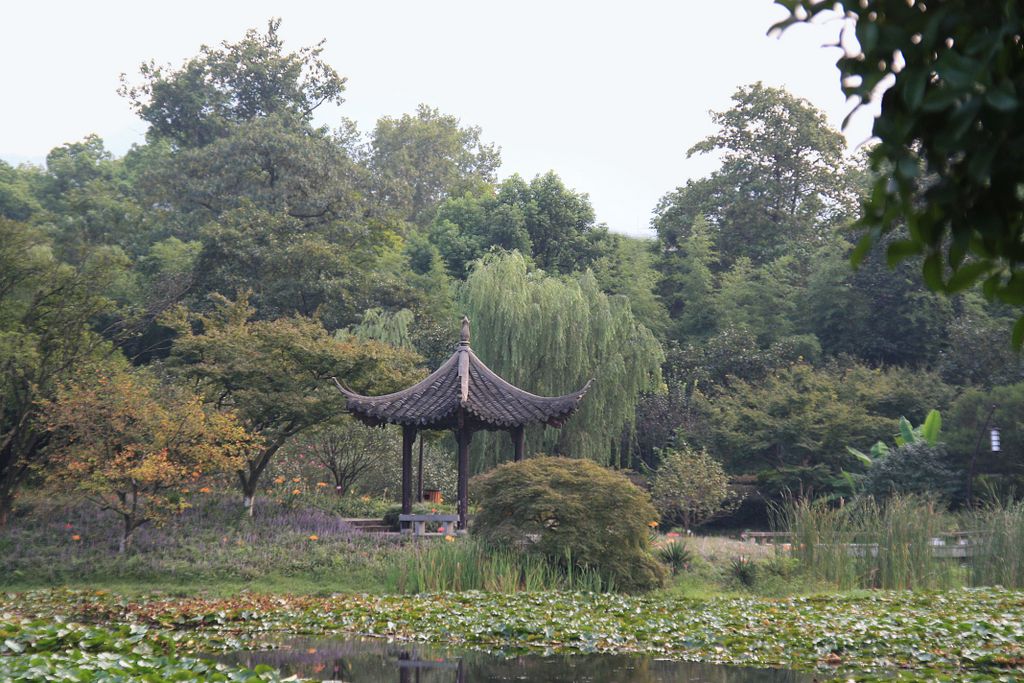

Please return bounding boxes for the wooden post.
[457,428,472,530]
[417,432,424,503]
[511,425,525,461]
[402,426,416,520]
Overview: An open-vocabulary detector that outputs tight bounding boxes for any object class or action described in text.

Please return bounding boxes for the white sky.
[1,1,871,237]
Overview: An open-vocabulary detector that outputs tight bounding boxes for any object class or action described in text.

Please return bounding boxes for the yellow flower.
[360,495,370,502]
[444,534,455,542]
[308,534,318,541]
[291,489,301,495]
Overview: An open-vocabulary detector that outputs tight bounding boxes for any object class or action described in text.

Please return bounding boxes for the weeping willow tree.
[462,251,663,469]
[345,308,415,349]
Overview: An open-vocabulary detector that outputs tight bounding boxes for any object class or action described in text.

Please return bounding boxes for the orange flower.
[71,534,81,541]
[292,489,301,495]
[316,482,328,488]
[648,521,659,528]
[198,486,212,493]
[274,476,286,484]
[308,534,318,541]
[444,534,455,542]
[292,477,301,483]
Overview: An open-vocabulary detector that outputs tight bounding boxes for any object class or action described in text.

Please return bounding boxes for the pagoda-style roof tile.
[334,318,591,430]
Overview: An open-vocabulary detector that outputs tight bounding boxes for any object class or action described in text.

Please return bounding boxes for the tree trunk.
[237,440,286,515]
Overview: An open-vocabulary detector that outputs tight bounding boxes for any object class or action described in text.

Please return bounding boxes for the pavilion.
[333,316,592,529]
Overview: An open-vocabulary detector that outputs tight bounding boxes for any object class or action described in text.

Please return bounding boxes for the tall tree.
[161,294,422,513]
[120,18,346,149]
[430,172,611,276]
[653,83,857,270]
[0,219,128,524]
[774,2,1024,344]
[370,104,501,226]
[655,215,718,340]
[461,252,663,468]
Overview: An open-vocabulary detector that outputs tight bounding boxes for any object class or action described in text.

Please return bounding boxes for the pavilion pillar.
[402,426,417,519]
[511,425,525,461]
[457,428,472,530]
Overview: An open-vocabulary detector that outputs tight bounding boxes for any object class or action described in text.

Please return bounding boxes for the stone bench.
[398,513,461,536]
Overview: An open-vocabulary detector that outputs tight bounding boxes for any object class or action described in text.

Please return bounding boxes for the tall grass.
[385,538,613,593]
[776,495,961,590]
[964,499,1024,588]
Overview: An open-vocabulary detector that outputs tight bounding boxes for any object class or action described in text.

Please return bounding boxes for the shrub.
[472,456,665,592]
[657,541,692,575]
[863,442,962,502]
[651,445,741,530]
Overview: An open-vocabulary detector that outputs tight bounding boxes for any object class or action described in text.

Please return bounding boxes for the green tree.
[590,233,670,340]
[699,362,944,499]
[161,293,423,513]
[803,236,953,367]
[0,220,128,524]
[656,215,718,340]
[370,104,500,226]
[651,445,740,530]
[429,172,611,276]
[472,456,665,592]
[945,384,1024,500]
[653,83,856,270]
[774,2,1024,343]
[462,252,663,468]
[0,160,42,222]
[121,18,346,149]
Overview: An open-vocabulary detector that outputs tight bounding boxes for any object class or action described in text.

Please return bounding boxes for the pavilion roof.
[333,317,592,430]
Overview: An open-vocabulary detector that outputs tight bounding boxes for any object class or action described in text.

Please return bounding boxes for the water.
[220,637,821,682]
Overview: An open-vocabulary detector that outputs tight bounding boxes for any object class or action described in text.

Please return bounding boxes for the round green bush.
[471,456,665,592]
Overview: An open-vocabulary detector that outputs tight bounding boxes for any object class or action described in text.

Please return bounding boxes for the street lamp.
[990,427,1001,453]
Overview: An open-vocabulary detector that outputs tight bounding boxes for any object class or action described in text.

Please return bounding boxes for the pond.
[220,637,822,682]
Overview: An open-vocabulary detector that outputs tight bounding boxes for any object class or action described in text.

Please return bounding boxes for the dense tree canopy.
[774,1,1024,345]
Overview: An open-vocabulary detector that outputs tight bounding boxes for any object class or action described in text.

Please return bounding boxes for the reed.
[386,537,613,594]
[776,495,959,590]
[964,498,1024,588]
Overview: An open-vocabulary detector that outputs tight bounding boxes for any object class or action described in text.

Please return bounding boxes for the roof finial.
[460,315,471,345]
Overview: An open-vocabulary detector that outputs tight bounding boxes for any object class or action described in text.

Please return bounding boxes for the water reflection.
[221,637,822,682]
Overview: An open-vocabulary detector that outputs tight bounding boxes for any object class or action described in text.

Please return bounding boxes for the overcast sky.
[2,1,871,237]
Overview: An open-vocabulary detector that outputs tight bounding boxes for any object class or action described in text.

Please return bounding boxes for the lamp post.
[967,404,997,507]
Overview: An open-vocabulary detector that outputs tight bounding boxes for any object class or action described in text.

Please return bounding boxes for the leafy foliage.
[862,442,962,502]
[121,18,346,148]
[161,293,423,510]
[40,363,253,552]
[773,2,1024,345]
[462,252,663,467]
[650,445,739,530]
[472,456,665,592]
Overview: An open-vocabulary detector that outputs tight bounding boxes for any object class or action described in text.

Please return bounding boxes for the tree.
[651,445,740,530]
[699,362,935,499]
[862,442,962,503]
[292,417,392,495]
[472,456,665,592]
[0,219,127,525]
[370,104,501,226]
[655,216,718,340]
[40,364,252,553]
[653,83,856,270]
[161,293,423,513]
[429,172,611,276]
[120,18,346,149]
[773,2,1024,345]
[462,252,663,468]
